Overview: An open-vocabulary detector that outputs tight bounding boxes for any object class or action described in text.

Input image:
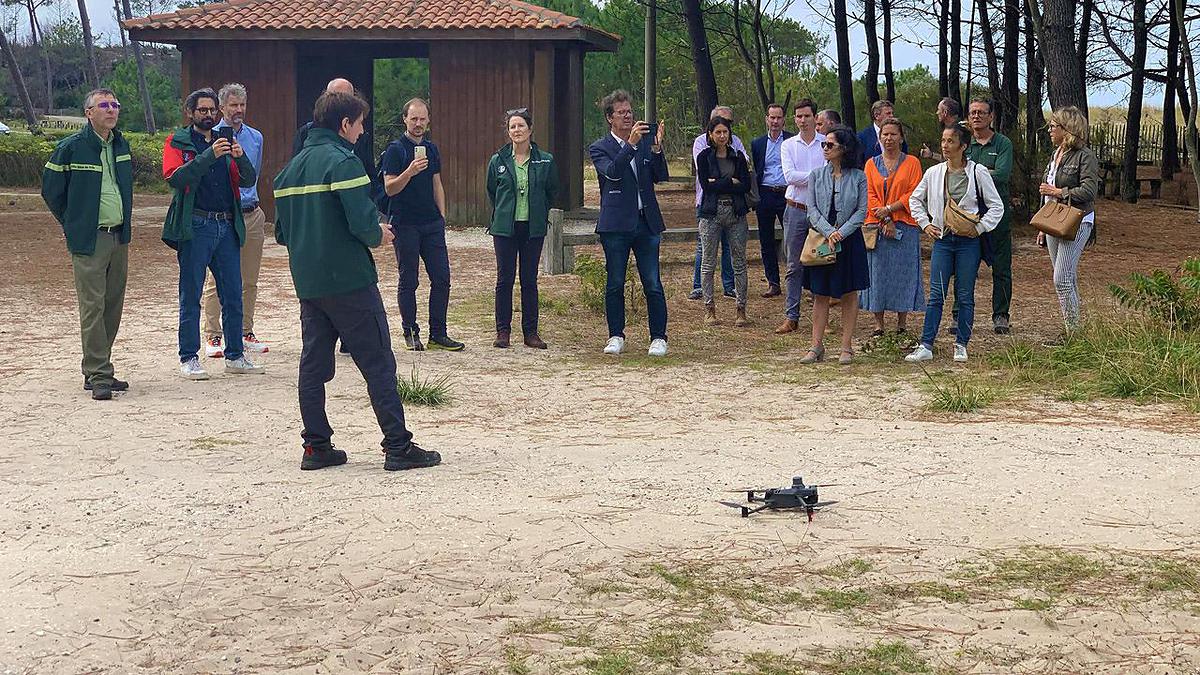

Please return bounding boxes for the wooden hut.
[123,0,619,224]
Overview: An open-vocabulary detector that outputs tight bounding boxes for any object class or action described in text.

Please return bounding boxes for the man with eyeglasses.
[775,98,826,334]
[163,87,265,380]
[965,97,1015,334]
[42,88,134,401]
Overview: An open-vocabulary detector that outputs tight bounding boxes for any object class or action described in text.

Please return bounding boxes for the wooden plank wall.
[178,40,297,222]
[553,46,585,212]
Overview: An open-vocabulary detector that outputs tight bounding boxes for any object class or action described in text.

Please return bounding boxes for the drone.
[719,476,837,520]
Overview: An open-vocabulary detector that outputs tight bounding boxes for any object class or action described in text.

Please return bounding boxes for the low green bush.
[0,129,166,189]
[573,253,643,317]
[1110,258,1200,332]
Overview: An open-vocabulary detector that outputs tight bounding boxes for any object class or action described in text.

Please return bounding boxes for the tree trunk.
[1174,0,1199,221]
[77,0,102,88]
[1161,2,1180,179]
[121,0,157,133]
[1074,0,1091,110]
[948,0,962,102]
[681,0,719,128]
[115,0,128,58]
[938,0,949,97]
[24,1,53,111]
[864,0,880,103]
[999,0,1020,133]
[833,0,856,125]
[882,0,896,101]
[1119,0,1147,203]
[1035,0,1088,111]
[1024,0,1046,215]
[0,28,42,134]
[977,0,1001,103]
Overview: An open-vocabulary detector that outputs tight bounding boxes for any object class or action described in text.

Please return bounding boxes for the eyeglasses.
[611,109,634,117]
[967,110,990,117]
[88,101,121,110]
[1047,122,1061,129]
[194,107,218,115]
[505,107,529,117]
[821,142,840,150]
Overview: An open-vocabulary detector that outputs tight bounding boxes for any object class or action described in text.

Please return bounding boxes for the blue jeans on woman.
[920,233,981,348]
[177,214,243,362]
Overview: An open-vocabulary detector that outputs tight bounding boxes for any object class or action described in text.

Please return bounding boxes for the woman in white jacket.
[905,124,1004,363]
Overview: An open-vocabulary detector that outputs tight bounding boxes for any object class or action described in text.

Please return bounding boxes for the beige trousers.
[204,206,265,338]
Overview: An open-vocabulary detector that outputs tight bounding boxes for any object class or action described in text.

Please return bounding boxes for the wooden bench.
[541,208,784,275]
[1135,166,1163,199]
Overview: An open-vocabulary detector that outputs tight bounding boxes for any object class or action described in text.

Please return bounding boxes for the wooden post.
[543,208,573,275]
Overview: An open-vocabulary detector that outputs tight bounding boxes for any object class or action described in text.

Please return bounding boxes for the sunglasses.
[89,101,121,110]
[821,141,840,150]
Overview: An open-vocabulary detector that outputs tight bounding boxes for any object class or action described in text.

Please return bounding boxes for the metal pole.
[644,0,657,123]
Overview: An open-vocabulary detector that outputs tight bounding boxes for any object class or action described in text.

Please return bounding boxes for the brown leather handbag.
[862,223,880,250]
[800,228,838,266]
[942,167,981,238]
[1030,155,1084,240]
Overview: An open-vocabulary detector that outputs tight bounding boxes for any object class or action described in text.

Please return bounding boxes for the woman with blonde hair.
[1037,106,1100,330]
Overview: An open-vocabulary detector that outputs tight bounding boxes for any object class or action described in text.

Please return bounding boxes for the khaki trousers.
[203,206,265,338]
[71,230,128,385]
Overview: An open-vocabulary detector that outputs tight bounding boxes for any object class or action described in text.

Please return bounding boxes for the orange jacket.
[864,154,922,226]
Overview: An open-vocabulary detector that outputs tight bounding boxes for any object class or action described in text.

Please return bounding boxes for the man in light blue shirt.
[204,83,270,357]
[688,105,744,300]
[750,104,794,297]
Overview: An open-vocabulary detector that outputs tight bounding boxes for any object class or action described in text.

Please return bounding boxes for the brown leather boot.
[735,307,750,327]
[774,319,798,334]
[493,330,510,348]
[523,333,547,349]
[704,304,720,325]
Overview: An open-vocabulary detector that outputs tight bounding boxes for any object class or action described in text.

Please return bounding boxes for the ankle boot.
[735,307,750,327]
[493,330,510,348]
[704,304,719,325]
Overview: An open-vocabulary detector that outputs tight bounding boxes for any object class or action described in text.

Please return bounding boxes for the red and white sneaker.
[242,332,269,354]
[204,336,224,358]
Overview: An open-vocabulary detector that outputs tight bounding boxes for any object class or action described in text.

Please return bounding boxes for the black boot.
[404,328,425,351]
[301,444,348,471]
[384,443,442,471]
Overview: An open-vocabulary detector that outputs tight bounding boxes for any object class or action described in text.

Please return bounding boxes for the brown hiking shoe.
[493,330,511,348]
[774,319,798,334]
[523,333,547,349]
[704,304,720,325]
[735,307,751,327]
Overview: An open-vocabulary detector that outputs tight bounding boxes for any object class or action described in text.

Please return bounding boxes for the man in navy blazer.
[857,99,907,163]
[588,89,670,357]
[750,103,794,297]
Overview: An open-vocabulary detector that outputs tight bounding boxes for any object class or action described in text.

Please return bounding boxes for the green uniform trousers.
[986,211,1013,320]
[71,230,128,386]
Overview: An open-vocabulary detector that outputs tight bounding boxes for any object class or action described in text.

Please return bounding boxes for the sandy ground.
[1,188,1199,674]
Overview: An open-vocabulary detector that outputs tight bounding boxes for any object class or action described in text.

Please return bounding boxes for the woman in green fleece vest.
[486,108,559,349]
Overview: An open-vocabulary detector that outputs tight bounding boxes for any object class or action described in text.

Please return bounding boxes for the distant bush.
[1109,258,1200,332]
[573,253,643,317]
[0,129,166,190]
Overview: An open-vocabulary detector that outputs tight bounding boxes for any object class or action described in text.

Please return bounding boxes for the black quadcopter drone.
[719,476,837,520]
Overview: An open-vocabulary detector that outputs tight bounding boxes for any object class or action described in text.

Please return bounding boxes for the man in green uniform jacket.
[273,91,442,472]
[966,97,1015,334]
[41,88,134,400]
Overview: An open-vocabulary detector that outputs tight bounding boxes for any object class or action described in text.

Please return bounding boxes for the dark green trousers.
[71,230,128,386]
[986,212,1013,319]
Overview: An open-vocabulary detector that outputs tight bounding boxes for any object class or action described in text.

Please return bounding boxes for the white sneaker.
[648,338,668,357]
[204,336,224,358]
[904,345,934,362]
[603,336,625,355]
[181,357,210,380]
[242,332,269,353]
[953,343,968,362]
[225,355,266,374]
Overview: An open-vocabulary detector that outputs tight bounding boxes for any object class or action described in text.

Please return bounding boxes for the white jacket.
[909,160,1004,236]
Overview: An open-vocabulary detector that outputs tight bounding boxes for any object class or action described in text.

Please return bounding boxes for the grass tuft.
[922,369,998,413]
[395,364,453,406]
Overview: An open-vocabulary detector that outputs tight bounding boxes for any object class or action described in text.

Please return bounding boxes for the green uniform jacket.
[273,128,381,300]
[486,143,559,237]
[966,132,1014,200]
[161,126,257,249]
[41,123,134,255]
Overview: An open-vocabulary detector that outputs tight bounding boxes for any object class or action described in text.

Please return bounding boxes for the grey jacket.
[1047,146,1100,217]
[807,165,867,239]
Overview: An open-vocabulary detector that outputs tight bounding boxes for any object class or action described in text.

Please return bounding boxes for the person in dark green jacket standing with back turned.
[274,91,442,472]
[486,108,558,349]
[42,88,134,401]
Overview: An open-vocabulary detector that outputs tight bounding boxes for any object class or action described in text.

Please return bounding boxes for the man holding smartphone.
[381,97,464,352]
[162,88,264,380]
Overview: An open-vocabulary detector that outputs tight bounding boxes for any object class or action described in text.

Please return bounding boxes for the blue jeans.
[599,216,668,341]
[920,234,982,348]
[392,216,451,338]
[692,227,734,293]
[177,214,243,362]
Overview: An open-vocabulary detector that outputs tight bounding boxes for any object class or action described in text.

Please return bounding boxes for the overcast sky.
[75,0,1135,107]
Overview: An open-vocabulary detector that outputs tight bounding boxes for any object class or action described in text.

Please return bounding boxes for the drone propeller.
[717,501,746,509]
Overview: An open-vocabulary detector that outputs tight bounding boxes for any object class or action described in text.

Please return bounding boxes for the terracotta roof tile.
[124,0,589,32]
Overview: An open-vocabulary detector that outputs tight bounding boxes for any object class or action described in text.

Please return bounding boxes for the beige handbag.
[862,223,880,250]
[942,167,980,238]
[1030,200,1083,241]
[800,228,837,266]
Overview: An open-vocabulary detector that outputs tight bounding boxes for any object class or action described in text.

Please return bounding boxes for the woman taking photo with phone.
[905,124,1004,363]
[800,126,869,365]
[486,108,558,348]
[696,116,753,326]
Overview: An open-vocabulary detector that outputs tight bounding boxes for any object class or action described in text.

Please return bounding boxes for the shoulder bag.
[942,164,982,238]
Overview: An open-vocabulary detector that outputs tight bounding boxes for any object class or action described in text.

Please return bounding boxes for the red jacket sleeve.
[162,136,184,180]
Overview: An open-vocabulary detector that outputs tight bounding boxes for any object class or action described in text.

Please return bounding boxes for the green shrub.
[396,364,453,406]
[1109,258,1200,332]
[0,129,165,189]
[573,253,643,316]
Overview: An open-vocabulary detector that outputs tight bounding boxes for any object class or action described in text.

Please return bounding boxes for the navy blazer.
[588,134,670,233]
[857,125,908,163]
[750,130,794,187]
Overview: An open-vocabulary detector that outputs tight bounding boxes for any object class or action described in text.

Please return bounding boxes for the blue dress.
[859,222,925,312]
[802,198,871,298]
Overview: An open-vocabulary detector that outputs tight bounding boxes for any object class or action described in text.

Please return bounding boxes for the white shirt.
[611,131,642,210]
[780,131,825,204]
[1046,159,1095,224]
[692,132,747,207]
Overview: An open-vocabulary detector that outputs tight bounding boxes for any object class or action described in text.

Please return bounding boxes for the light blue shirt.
[214,119,263,209]
[763,132,786,187]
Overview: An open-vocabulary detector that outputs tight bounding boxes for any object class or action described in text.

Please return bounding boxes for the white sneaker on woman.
[603,336,625,355]
[953,343,968,362]
[648,339,668,357]
[904,345,933,362]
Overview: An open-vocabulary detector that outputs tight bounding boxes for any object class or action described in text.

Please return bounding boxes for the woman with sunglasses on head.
[486,108,558,349]
[905,124,1004,363]
[1037,106,1099,332]
[696,116,754,326]
[799,126,869,365]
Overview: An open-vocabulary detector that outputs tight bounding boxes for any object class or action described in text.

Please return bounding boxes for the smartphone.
[413,145,427,161]
[640,122,658,149]
[216,126,234,143]
[815,241,842,258]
